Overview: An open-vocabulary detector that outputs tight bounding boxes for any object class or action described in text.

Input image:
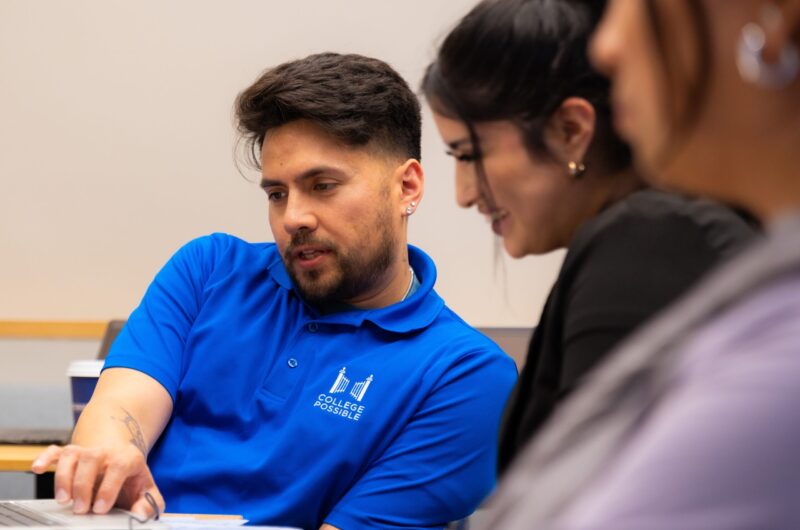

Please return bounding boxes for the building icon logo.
[329,367,350,394]
[328,367,373,402]
[314,367,374,421]
[350,374,373,402]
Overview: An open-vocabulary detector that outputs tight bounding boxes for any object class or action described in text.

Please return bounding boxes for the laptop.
[0,499,165,528]
[0,500,304,529]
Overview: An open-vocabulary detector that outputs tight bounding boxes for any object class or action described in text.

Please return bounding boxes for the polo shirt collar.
[266,245,444,333]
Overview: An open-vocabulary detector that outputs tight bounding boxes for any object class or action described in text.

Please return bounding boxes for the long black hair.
[422,0,630,175]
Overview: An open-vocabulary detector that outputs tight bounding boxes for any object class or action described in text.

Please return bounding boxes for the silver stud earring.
[405,206,414,215]
[736,7,799,89]
[567,161,586,178]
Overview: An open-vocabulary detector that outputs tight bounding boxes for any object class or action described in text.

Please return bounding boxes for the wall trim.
[0,321,107,339]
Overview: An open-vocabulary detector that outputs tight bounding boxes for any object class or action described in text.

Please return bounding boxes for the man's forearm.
[30,368,173,515]
[112,407,148,455]
[70,367,173,454]
[72,400,151,455]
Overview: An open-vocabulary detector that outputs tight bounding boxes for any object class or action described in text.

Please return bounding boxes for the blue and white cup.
[66,360,104,424]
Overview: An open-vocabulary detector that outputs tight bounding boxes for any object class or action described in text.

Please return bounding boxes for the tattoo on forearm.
[111,408,147,456]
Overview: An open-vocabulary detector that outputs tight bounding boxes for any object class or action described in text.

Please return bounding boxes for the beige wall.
[0,0,563,327]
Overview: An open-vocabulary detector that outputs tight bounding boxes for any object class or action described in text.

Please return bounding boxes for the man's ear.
[396,159,424,217]
[543,97,596,167]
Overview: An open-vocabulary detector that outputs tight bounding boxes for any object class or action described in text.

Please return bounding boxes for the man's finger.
[30,445,62,474]
[53,446,80,504]
[128,486,165,520]
[92,458,131,514]
[70,452,102,514]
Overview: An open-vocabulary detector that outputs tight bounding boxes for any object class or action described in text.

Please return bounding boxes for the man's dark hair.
[236,52,421,168]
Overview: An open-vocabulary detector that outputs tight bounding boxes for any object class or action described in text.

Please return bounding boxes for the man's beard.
[283,215,397,308]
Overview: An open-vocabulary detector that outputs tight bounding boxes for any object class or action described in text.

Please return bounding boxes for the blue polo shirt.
[104,234,517,529]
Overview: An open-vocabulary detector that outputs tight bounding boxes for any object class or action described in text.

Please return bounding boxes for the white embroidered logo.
[350,374,373,402]
[328,367,373,402]
[313,367,373,421]
[329,367,350,394]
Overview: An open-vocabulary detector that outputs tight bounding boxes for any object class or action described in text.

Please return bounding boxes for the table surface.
[0,444,52,472]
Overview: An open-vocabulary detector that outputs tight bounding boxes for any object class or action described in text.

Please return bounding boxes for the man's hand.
[29,368,172,517]
[32,443,164,517]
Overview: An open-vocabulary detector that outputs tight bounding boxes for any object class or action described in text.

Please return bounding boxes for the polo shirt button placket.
[287,358,298,369]
[307,322,319,333]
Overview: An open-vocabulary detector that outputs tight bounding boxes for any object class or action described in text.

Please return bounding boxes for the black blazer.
[498,189,758,473]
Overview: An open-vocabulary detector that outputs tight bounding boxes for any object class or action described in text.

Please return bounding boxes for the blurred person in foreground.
[421,0,755,477]
[474,0,800,527]
[31,53,517,529]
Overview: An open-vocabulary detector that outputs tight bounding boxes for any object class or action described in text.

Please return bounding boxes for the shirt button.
[307,322,319,333]
[287,358,298,368]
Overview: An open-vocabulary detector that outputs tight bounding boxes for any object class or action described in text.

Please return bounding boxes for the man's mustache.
[284,232,337,261]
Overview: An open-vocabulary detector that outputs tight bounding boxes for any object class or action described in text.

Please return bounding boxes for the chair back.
[97,319,126,359]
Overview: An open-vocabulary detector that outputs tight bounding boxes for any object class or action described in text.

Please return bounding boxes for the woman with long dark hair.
[422,0,755,475]
[475,0,800,527]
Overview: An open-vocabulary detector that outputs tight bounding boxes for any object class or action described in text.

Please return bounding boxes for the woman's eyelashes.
[446,150,479,163]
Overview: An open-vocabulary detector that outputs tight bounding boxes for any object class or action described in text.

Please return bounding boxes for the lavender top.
[558,270,800,529]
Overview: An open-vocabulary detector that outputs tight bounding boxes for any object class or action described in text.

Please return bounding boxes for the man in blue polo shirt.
[32,53,517,529]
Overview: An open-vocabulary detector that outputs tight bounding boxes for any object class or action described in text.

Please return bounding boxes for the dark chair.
[96,319,126,359]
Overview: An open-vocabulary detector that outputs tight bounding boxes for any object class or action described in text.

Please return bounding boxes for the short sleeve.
[325,349,517,529]
[103,235,225,401]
